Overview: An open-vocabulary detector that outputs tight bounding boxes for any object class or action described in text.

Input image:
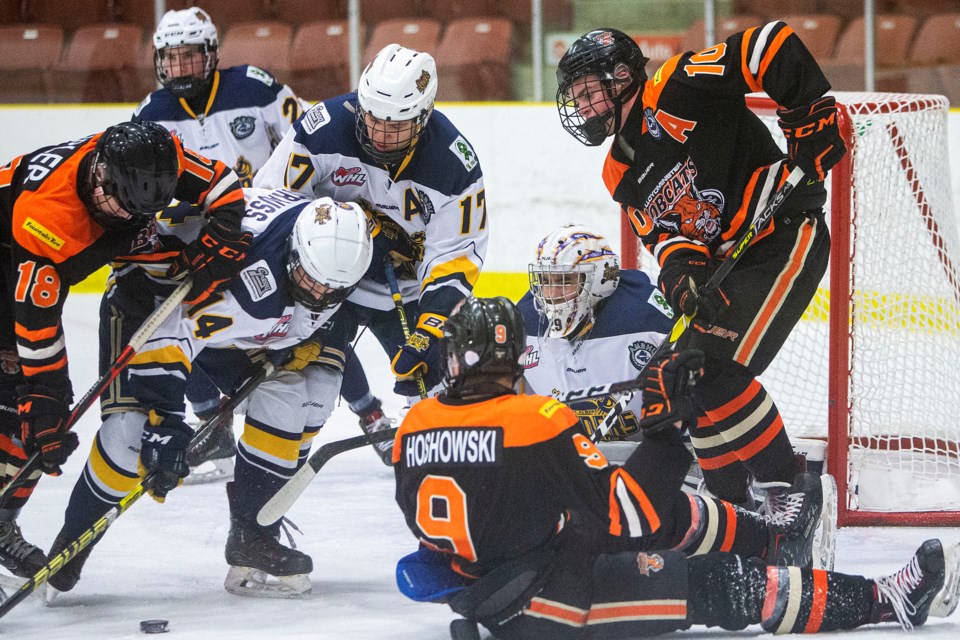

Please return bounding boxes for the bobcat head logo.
[635,552,664,576]
[314,204,332,224]
[415,70,431,94]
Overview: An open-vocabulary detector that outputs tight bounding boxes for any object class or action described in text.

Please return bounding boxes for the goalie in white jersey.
[45,190,373,598]
[132,6,312,481]
[519,225,674,441]
[254,44,488,463]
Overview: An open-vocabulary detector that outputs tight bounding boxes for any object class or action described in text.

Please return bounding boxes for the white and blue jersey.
[519,270,674,438]
[253,93,487,317]
[125,188,342,418]
[133,65,308,187]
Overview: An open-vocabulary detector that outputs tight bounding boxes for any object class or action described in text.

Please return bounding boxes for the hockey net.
[621,92,960,526]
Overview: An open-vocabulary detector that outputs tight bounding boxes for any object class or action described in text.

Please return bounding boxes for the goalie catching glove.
[777,95,846,182]
[391,313,445,396]
[167,218,253,305]
[139,411,192,502]
[658,253,730,326]
[639,349,705,436]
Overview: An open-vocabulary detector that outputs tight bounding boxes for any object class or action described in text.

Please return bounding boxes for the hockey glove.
[139,411,193,502]
[391,313,445,396]
[777,96,847,182]
[658,254,730,326]
[16,385,78,476]
[639,350,705,437]
[168,218,252,306]
[269,338,324,372]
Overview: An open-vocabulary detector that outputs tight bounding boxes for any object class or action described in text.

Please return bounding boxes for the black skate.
[357,397,396,466]
[224,517,313,598]
[184,412,237,485]
[45,529,94,594]
[871,539,948,630]
[0,520,46,578]
[760,471,822,568]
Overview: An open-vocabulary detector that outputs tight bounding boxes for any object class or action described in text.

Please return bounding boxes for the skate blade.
[183,458,235,485]
[0,574,50,604]
[931,542,960,618]
[224,566,311,599]
[813,474,838,571]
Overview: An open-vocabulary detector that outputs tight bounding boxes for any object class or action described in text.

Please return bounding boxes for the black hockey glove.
[777,96,847,182]
[139,412,193,503]
[168,218,252,306]
[17,385,78,476]
[638,350,705,437]
[658,254,730,326]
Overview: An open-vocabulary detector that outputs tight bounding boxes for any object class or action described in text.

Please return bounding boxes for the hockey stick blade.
[257,428,398,526]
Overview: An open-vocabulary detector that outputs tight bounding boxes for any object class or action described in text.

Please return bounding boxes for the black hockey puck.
[140,620,169,634]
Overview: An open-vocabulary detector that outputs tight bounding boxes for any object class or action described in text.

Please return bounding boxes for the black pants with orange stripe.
[679,210,830,503]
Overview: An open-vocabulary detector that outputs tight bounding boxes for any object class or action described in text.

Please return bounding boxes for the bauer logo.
[230,116,256,140]
[449,136,478,171]
[241,260,277,301]
[403,427,502,468]
[629,340,657,370]
[302,104,329,134]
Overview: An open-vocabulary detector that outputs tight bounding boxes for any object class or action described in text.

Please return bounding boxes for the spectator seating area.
[0,0,957,104]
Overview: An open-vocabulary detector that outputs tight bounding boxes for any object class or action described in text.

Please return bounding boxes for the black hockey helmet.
[92,121,179,219]
[441,296,526,397]
[556,28,649,146]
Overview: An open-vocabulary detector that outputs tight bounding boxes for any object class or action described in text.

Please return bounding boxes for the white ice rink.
[2,293,959,639]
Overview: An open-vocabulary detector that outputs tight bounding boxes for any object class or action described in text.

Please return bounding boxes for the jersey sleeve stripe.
[182,155,216,182]
[607,468,660,537]
[15,322,59,342]
[129,344,191,369]
[421,255,480,292]
[21,356,67,377]
[740,28,763,93]
[756,25,794,87]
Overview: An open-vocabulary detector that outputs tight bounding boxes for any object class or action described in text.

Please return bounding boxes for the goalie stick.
[257,428,398,526]
[0,279,193,509]
[585,165,805,443]
[0,359,272,620]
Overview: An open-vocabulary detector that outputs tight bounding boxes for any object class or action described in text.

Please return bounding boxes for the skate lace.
[760,491,805,528]
[0,521,39,561]
[875,554,924,630]
[279,517,303,551]
[361,411,397,453]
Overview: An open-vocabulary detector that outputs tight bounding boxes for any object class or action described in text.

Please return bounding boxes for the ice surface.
[2,295,958,639]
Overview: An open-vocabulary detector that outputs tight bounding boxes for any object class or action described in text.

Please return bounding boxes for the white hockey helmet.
[355,44,438,165]
[529,225,621,339]
[288,197,373,312]
[153,8,219,99]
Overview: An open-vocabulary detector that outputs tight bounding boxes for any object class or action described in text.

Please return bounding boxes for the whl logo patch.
[331,166,367,186]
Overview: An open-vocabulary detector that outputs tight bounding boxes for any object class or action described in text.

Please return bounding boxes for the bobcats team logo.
[635,552,664,576]
[314,205,332,224]
[230,116,256,140]
[234,155,253,187]
[415,70,431,94]
[331,166,367,187]
[629,340,656,370]
[593,31,615,46]
[601,263,619,286]
[666,194,722,243]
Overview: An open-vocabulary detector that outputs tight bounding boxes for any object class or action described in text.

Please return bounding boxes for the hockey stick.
[0,279,193,509]
[586,165,805,442]
[257,427,398,526]
[384,257,429,399]
[0,360,272,619]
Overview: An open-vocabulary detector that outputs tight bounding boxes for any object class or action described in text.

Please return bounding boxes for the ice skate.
[872,539,947,629]
[811,474,837,570]
[184,412,237,485]
[0,520,46,579]
[224,517,313,598]
[760,471,822,568]
[356,397,396,466]
[44,529,93,594]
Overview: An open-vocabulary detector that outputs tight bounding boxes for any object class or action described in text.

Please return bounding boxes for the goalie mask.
[441,297,526,396]
[88,122,180,228]
[355,44,437,165]
[556,29,648,146]
[529,225,621,339]
[288,197,373,312]
[153,8,219,99]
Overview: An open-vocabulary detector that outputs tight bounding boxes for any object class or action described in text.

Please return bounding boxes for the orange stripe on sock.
[804,569,829,633]
[707,379,762,423]
[697,413,784,470]
[720,500,737,552]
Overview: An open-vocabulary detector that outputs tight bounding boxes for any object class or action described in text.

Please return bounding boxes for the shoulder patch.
[246,66,276,87]
[22,218,64,251]
[448,136,478,171]
[649,288,674,318]
[301,103,330,134]
[240,259,277,301]
[628,340,657,370]
[538,398,564,420]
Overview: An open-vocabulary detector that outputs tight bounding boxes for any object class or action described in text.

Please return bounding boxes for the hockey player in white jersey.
[43,190,373,598]
[132,7,315,482]
[254,44,488,464]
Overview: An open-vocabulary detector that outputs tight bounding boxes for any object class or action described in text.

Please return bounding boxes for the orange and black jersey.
[606,21,831,268]
[393,393,693,577]
[0,132,244,397]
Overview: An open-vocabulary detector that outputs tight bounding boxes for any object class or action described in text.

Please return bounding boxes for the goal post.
[621,92,960,526]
